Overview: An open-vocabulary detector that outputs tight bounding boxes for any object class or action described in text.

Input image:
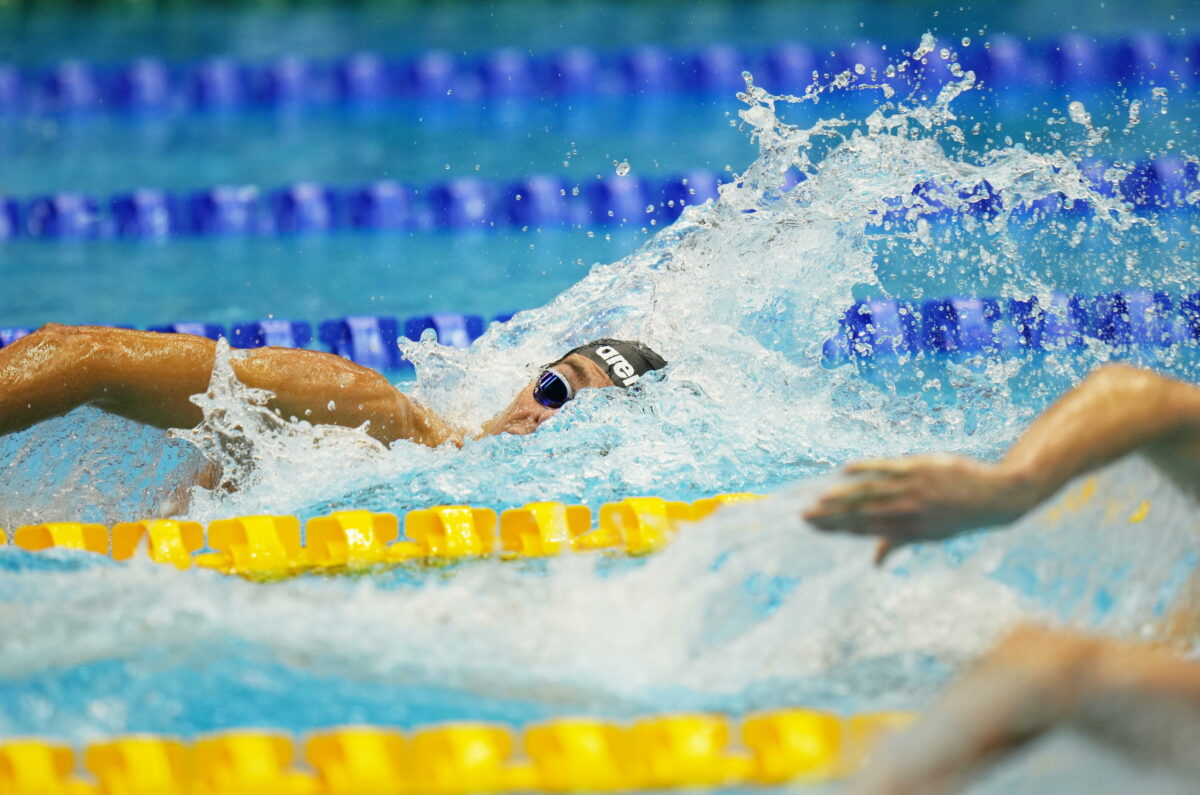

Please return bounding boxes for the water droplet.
[614,159,631,177]
[913,32,936,60]
[1127,99,1142,127]
[854,63,866,75]
[1067,100,1089,125]
[961,37,971,47]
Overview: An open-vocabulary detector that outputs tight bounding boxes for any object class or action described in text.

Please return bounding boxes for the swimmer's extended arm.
[0,324,459,448]
[850,625,1200,794]
[805,363,1200,562]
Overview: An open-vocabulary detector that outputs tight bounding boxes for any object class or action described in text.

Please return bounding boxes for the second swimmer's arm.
[805,363,1200,558]
[851,626,1200,794]
[995,363,1200,507]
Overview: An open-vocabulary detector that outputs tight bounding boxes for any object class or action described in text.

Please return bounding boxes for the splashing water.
[178,46,1152,521]
[1068,100,1108,149]
[912,31,938,62]
[168,343,391,496]
[1,37,1198,757]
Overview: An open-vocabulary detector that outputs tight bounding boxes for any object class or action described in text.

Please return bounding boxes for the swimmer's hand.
[802,455,1034,565]
[157,460,225,517]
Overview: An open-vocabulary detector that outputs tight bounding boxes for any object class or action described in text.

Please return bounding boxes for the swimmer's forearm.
[1070,636,1200,776]
[995,364,1200,507]
[225,346,458,447]
[852,627,1200,793]
[0,324,456,448]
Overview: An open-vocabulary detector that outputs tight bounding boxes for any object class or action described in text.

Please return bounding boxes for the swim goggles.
[533,367,575,409]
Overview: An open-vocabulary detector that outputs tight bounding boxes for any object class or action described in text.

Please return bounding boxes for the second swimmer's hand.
[849,625,1099,795]
[802,455,1033,564]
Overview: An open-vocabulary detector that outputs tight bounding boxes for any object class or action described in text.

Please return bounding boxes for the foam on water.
[0,457,1195,741]
[1,38,1198,759]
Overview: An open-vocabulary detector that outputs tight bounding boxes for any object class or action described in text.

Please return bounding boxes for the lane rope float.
[0,707,919,794]
[2,31,1192,117]
[0,156,1195,242]
[0,494,764,577]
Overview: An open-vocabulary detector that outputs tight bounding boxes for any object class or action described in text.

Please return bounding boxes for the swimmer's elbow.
[1083,362,1168,393]
[1088,364,1200,426]
[1098,365,1200,471]
[1157,374,1200,436]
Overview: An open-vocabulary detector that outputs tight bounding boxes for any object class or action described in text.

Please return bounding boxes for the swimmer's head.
[480,339,668,437]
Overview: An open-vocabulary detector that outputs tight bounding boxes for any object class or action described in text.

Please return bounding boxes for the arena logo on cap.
[595,345,641,386]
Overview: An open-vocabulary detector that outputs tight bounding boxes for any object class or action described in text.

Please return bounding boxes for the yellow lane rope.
[0,708,918,794]
[0,494,763,577]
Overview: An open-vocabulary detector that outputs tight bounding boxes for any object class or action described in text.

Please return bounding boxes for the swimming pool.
[2,2,1200,792]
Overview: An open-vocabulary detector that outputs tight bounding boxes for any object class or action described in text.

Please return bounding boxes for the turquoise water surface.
[1,3,1199,791]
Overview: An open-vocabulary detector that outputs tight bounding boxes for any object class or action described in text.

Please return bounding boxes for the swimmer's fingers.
[804,481,911,526]
[803,501,902,531]
[843,458,915,478]
[874,538,895,567]
[804,498,923,537]
[814,477,911,506]
[870,535,922,566]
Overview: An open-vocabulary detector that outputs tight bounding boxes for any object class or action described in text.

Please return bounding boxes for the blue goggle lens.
[533,369,573,408]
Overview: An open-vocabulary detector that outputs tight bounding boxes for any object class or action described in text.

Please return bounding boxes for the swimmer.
[0,324,667,447]
[804,363,1200,563]
[851,624,1200,794]
[799,363,1200,791]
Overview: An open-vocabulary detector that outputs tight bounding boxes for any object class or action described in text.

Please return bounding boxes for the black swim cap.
[565,338,668,388]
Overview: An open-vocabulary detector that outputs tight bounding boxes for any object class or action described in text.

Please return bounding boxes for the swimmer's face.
[480,354,615,437]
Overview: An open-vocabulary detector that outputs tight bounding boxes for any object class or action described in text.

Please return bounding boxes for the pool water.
[1,3,1200,791]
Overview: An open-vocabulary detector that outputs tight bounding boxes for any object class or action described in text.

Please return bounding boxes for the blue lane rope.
[1,157,1198,242]
[0,314,508,372]
[822,290,1200,366]
[0,32,1194,117]
[3,291,1200,371]
[8,171,726,240]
